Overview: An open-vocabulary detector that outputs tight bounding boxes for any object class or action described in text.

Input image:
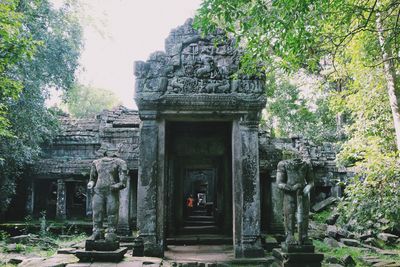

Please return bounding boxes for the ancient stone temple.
[134,18,266,257]
[24,19,347,259]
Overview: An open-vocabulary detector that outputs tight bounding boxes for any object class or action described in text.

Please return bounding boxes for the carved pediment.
[134,18,266,113]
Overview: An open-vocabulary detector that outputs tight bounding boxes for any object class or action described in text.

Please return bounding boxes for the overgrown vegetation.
[195,0,400,234]
[314,239,400,266]
[0,0,83,215]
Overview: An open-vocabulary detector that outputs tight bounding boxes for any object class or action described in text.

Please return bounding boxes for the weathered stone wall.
[34,106,140,178]
[259,134,347,196]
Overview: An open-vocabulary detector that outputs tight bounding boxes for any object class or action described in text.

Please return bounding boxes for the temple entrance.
[165,121,232,238]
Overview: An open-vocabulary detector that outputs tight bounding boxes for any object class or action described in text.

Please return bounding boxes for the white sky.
[50,0,202,109]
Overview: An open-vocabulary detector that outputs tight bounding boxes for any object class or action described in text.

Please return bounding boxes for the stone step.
[186,215,214,222]
[180,225,219,235]
[183,220,216,227]
[191,210,208,215]
[166,234,232,245]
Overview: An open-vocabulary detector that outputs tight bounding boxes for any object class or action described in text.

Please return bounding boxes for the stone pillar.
[118,175,131,236]
[232,117,264,258]
[26,180,35,216]
[269,171,285,234]
[137,113,164,257]
[56,179,67,220]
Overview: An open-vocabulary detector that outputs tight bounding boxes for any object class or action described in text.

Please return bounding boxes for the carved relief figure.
[276,149,314,246]
[87,150,128,242]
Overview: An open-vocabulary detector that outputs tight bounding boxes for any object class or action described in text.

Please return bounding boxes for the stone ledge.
[74,247,128,262]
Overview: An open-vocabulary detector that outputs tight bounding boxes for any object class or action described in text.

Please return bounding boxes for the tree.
[264,69,337,143]
[64,84,121,118]
[195,0,400,232]
[0,0,36,137]
[195,0,400,149]
[0,0,83,215]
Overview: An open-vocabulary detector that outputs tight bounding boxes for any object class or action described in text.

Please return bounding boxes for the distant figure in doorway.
[186,194,194,216]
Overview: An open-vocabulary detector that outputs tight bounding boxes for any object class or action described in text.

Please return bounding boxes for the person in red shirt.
[186,194,194,216]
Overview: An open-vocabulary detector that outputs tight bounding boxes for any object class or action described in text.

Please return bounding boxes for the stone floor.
[14,245,273,266]
[165,245,234,263]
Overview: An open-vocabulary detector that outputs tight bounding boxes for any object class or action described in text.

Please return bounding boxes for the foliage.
[314,239,400,265]
[264,70,337,143]
[195,0,400,233]
[337,154,400,233]
[311,209,333,224]
[0,0,36,137]
[195,0,399,73]
[0,0,83,214]
[328,32,400,233]
[0,231,10,241]
[64,84,121,118]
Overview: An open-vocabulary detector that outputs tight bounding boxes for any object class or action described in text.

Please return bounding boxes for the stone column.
[269,171,285,234]
[25,180,35,216]
[56,179,67,220]
[232,117,264,258]
[137,113,164,257]
[118,175,131,236]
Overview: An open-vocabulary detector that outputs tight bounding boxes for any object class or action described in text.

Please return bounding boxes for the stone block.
[85,239,120,251]
[312,197,337,212]
[324,237,340,248]
[272,248,324,267]
[325,256,343,265]
[281,243,315,253]
[74,247,128,262]
[341,255,356,267]
[377,233,399,245]
[340,238,360,247]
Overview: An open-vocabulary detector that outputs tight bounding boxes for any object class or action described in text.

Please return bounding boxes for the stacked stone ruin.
[26,19,347,259]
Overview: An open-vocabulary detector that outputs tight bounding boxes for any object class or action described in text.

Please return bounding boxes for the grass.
[311,209,333,224]
[314,239,400,267]
[0,232,87,266]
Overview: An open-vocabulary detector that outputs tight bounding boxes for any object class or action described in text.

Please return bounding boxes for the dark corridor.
[165,121,232,238]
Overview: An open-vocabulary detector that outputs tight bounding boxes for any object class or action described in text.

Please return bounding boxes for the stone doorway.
[165,121,232,238]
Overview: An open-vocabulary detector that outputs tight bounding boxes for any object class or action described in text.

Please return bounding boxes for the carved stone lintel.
[138,111,157,121]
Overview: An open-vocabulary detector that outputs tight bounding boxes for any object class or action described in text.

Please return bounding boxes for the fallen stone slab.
[19,254,78,267]
[326,256,343,265]
[327,225,339,239]
[342,255,356,267]
[324,237,341,248]
[7,256,25,265]
[18,257,45,267]
[375,249,400,256]
[361,256,383,265]
[372,260,397,267]
[5,243,25,252]
[377,233,399,245]
[312,196,337,212]
[326,213,340,225]
[360,243,380,252]
[358,230,373,241]
[74,247,128,262]
[8,234,38,244]
[58,248,77,254]
[340,238,361,247]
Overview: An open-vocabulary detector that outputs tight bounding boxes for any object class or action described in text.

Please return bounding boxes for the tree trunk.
[376,10,400,151]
